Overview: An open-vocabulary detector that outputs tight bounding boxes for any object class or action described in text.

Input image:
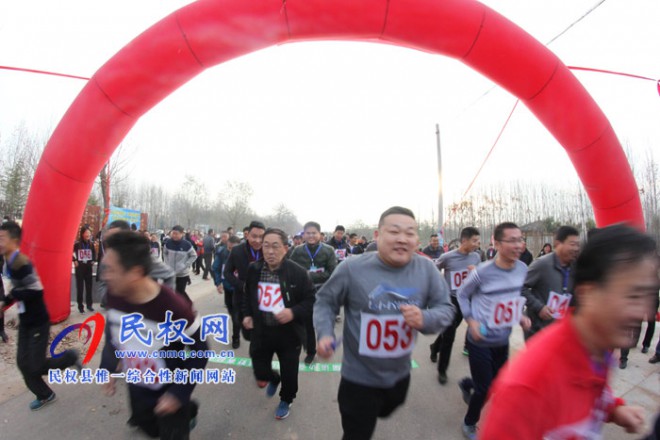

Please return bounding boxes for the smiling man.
[480,224,657,439]
[314,206,454,439]
[456,222,531,439]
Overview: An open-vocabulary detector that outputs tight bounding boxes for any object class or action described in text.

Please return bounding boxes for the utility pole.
[436,124,444,247]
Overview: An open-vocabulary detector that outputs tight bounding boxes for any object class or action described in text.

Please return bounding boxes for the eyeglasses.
[498,238,525,244]
[262,243,284,251]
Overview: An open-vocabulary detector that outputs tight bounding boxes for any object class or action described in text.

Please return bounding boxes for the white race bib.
[450,270,469,291]
[123,356,166,390]
[78,249,92,262]
[358,312,416,358]
[257,282,285,313]
[547,291,572,320]
[487,296,526,329]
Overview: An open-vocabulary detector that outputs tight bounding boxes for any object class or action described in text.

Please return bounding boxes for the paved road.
[0,275,657,439]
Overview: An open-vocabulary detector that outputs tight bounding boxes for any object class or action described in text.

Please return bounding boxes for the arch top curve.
[23,0,643,322]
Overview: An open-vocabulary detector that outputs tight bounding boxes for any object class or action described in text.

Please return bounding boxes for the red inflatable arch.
[22,0,643,322]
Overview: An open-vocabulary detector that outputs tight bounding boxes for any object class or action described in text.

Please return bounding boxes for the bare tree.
[217,180,256,230]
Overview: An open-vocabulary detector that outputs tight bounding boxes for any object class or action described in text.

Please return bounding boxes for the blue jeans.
[464,340,509,426]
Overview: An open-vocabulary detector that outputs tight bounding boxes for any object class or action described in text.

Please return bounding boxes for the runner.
[0,221,81,410]
[242,228,315,420]
[73,225,97,313]
[429,227,481,385]
[100,231,207,439]
[480,223,656,439]
[224,220,265,342]
[522,225,580,341]
[98,220,175,309]
[289,221,337,365]
[327,225,349,263]
[213,235,242,348]
[456,222,531,439]
[315,206,454,439]
[162,225,198,304]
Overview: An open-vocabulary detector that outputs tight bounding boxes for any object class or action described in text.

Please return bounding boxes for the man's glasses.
[498,238,525,244]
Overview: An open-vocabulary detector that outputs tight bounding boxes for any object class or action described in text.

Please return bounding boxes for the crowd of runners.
[0,207,659,439]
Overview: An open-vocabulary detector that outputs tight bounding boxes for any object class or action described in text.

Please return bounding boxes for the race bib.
[123,356,166,390]
[487,297,526,329]
[78,249,92,262]
[547,291,572,320]
[335,249,347,261]
[450,270,469,291]
[358,312,416,358]
[257,282,285,313]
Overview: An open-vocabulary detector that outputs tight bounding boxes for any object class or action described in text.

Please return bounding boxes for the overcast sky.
[1,0,658,230]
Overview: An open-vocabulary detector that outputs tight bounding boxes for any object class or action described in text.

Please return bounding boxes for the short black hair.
[494,222,519,242]
[430,233,438,238]
[104,231,153,276]
[349,233,358,239]
[304,221,321,232]
[0,221,22,241]
[108,220,131,231]
[334,225,345,232]
[263,228,288,245]
[574,223,657,287]
[228,236,241,244]
[248,221,265,232]
[208,229,214,235]
[555,225,579,242]
[378,206,415,228]
[171,225,184,233]
[460,227,480,241]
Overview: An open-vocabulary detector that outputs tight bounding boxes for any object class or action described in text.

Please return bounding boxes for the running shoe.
[429,344,438,363]
[462,423,477,440]
[266,378,281,397]
[29,393,57,411]
[458,377,474,405]
[275,401,291,420]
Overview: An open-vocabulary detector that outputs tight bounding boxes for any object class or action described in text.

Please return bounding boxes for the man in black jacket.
[224,220,265,342]
[242,228,315,421]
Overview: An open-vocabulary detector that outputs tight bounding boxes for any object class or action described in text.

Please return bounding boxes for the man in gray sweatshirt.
[314,206,455,440]
[456,222,531,440]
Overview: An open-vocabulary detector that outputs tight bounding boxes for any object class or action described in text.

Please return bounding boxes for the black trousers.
[304,316,316,356]
[17,322,78,400]
[432,295,463,374]
[128,385,198,440]
[174,276,192,304]
[193,255,204,274]
[250,325,301,403]
[232,292,251,341]
[223,290,241,340]
[202,254,213,279]
[338,375,410,440]
[464,340,508,426]
[75,263,94,308]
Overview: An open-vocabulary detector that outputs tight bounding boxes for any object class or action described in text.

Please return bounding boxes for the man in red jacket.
[480,224,657,439]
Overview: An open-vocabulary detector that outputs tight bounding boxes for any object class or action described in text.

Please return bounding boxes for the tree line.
[1,125,658,247]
